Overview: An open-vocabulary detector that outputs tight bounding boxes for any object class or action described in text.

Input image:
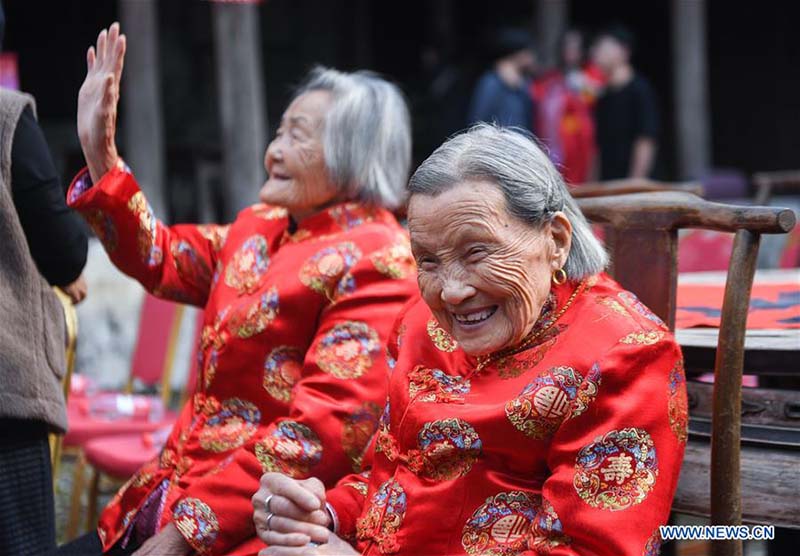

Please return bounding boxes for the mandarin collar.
[281,201,395,244]
[466,278,590,372]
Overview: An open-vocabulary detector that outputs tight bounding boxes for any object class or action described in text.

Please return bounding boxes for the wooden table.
[672,269,800,530]
[675,268,800,376]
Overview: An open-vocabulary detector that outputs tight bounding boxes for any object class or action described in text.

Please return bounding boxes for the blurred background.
[4,0,799,225]
[3,2,798,552]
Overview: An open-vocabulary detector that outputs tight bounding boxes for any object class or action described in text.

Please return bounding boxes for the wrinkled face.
[260,90,339,219]
[408,180,572,356]
[592,36,627,74]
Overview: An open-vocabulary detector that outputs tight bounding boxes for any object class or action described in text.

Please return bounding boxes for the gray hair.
[294,66,412,210]
[408,124,608,279]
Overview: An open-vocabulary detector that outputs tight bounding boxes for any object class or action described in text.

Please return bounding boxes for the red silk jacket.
[324,273,687,556]
[67,165,418,554]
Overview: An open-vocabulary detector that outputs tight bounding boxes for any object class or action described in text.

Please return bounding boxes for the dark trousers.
[57,530,139,556]
[0,418,56,556]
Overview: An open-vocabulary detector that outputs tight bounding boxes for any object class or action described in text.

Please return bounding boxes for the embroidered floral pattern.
[199,398,261,452]
[620,330,666,345]
[344,481,369,496]
[85,209,118,252]
[356,478,407,554]
[316,321,380,379]
[330,202,376,231]
[342,402,383,472]
[197,224,229,252]
[370,242,415,279]
[255,420,323,476]
[407,365,470,403]
[528,496,571,553]
[263,346,304,403]
[205,454,235,477]
[573,427,658,511]
[407,418,482,481]
[132,470,154,488]
[374,400,396,461]
[173,497,219,553]
[203,349,218,390]
[396,323,407,350]
[427,319,458,352]
[531,293,558,333]
[573,363,601,418]
[668,359,689,443]
[494,332,560,379]
[618,291,667,329]
[127,191,163,267]
[597,296,629,317]
[386,346,397,371]
[171,240,212,287]
[299,242,362,300]
[224,235,270,294]
[462,491,540,556]
[252,204,288,220]
[643,527,662,556]
[506,365,595,439]
[229,287,280,339]
[375,428,399,462]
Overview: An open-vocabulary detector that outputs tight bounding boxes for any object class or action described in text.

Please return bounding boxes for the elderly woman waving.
[60,24,418,556]
[254,124,687,556]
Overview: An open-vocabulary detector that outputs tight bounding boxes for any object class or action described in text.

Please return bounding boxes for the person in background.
[592,24,659,180]
[532,29,604,185]
[58,23,418,556]
[0,5,89,555]
[467,28,538,132]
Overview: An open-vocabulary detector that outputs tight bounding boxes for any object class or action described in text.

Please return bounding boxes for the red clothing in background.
[67,165,418,554]
[326,273,686,556]
[532,64,604,185]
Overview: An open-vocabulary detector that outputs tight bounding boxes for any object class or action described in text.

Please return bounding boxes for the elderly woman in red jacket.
[59,24,418,556]
[253,124,687,556]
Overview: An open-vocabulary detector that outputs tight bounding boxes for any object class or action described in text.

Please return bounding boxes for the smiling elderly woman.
[58,25,418,556]
[253,124,688,556]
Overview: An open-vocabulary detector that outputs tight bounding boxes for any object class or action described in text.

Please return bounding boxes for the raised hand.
[252,473,331,549]
[77,22,126,183]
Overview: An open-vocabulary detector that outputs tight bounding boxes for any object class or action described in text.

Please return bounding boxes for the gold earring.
[552,268,567,285]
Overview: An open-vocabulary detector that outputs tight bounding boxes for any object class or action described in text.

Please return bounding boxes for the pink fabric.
[678,230,734,272]
[130,294,183,385]
[63,404,177,447]
[84,433,162,478]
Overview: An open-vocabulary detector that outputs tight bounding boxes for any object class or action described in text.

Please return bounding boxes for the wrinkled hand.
[260,532,359,556]
[77,22,126,183]
[253,473,331,549]
[59,274,88,305]
[132,522,191,556]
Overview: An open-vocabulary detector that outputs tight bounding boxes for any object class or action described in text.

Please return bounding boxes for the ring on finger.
[264,494,274,513]
[266,512,275,531]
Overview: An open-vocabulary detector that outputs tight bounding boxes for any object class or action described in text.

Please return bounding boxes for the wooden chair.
[572,178,704,199]
[81,309,203,530]
[576,191,796,556]
[750,170,800,268]
[752,170,800,206]
[50,287,79,488]
[64,293,187,539]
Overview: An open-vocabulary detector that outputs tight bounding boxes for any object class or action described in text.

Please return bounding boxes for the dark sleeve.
[634,78,660,140]
[10,107,88,286]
